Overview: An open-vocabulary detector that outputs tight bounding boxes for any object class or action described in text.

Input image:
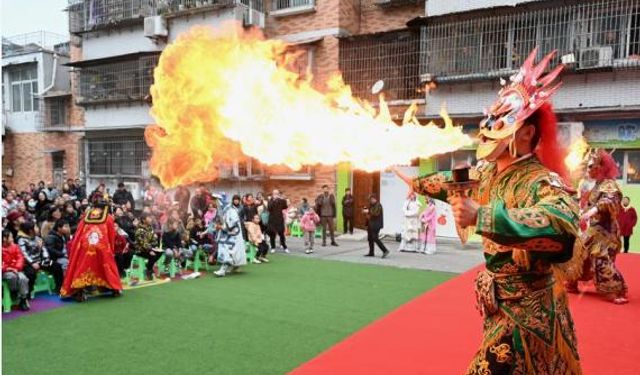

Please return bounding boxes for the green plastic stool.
[246,242,257,263]
[2,280,14,313]
[125,255,148,283]
[290,220,303,238]
[31,272,54,298]
[185,248,211,274]
[156,254,179,278]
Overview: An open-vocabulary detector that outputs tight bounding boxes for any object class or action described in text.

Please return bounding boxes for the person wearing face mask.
[618,196,637,254]
[394,49,582,374]
[213,195,247,277]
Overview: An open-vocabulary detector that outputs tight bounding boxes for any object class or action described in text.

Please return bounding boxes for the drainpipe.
[39,54,59,96]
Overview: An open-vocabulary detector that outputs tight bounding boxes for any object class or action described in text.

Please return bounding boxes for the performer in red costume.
[60,200,122,301]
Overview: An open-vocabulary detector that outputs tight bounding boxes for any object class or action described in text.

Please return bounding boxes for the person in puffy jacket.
[300,207,320,254]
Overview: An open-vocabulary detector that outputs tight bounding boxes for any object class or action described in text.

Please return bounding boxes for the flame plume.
[146,23,472,188]
[564,137,589,173]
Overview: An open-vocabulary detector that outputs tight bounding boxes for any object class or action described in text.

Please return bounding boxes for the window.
[9,64,38,112]
[626,150,640,184]
[88,137,149,176]
[49,98,67,126]
[52,151,65,170]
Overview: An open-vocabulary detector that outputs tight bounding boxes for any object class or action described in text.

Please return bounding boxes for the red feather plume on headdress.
[533,102,570,184]
[594,149,620,180]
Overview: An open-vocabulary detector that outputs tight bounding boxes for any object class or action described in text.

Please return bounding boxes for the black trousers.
[23,262,64,295]
[256,241,269,257]
[269,228,287,249]
[137,251,163,272]
[343,215,354,234]
[367,227,388,255]
[115,252,134,277]
[623,236,631,253]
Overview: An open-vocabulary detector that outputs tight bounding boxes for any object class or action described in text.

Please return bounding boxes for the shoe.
[270,248,276,254]
[111,290,122,297]
[309,249,314,253]
[214,269,226,277]
[251,258,262,264]
[259,257,269,263]
[305,249,311,254]
[18,298,30,311]
[231,266,240,272]
[382,251,390,259]
[322,243,327,247]
[284,248,290,254]
[613,297,629,305]
[364,254,374,257]
[331,242,339,247]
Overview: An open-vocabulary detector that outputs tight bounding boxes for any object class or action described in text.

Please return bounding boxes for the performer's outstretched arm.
[392,167,450,202]
[475,179,579,254]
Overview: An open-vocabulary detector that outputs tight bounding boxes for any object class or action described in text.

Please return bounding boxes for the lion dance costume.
[408,49,582,374]
[60,202,122,300]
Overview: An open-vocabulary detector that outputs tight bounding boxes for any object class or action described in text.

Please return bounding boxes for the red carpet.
[292,254,640,375]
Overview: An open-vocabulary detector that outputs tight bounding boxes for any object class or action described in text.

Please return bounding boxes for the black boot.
[18,298,30,311]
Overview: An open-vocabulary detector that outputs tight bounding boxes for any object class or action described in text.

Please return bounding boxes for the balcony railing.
[422,0,640,82]
[2,31,69,57]
[272,0,313,11]
[164,0,263,14]
[339,30,422,102]
[76,54,159,105]
[86,136,150,177]
[68,0,158,34]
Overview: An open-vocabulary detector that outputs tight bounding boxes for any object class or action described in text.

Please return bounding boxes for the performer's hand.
[449,196,479,229]
[149,250,156,256]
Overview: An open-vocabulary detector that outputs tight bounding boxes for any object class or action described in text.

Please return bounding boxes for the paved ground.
[272,229,484,274]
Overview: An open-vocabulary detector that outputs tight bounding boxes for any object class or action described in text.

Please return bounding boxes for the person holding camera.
[364,194,389,259]
[44,219,71,293]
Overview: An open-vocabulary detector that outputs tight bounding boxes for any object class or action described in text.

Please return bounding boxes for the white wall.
[2,52,44,133]
[380,167,416,236]
[168,8,241,41]
[427,0,542,16]
[82,26,163,60]
[84,104,153,129]
[426,70,640,117]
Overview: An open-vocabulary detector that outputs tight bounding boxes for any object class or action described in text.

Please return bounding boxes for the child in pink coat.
[300,207,320,254]
[419,198,437,254]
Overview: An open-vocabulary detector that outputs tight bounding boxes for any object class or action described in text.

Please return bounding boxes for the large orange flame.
[146,23,472,188]
[564,137,589,173]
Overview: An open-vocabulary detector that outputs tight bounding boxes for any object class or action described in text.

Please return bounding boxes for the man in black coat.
[43,219,70,292]
[112,182,135,211]
[267,189,288,252]
[364,194,389,258]
[341,188,354,235]
[315,185,338,246]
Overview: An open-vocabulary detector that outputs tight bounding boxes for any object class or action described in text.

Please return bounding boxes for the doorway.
[352,170,380,229]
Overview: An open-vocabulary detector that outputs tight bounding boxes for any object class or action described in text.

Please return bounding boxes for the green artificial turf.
[3,255,453,375]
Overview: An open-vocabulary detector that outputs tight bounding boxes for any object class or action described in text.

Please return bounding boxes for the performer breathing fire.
[395,48,582,374]
[60,200,122,302]
[565,149,629,304]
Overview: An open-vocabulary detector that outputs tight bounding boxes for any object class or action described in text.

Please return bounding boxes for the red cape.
[60,208,122,297]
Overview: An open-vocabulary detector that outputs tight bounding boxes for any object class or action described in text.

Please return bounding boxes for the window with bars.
[87,137,150,176]
[8,64,39,112]
[77,54,159,105]
[339,30,421,102]
[422,0,640,81]
[68,0,158,34]
[272,0,313,11]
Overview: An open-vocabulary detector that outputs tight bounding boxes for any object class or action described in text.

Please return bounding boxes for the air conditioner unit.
[144,16,168,39]
[578,46,613,69]
[243,9,265,28]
